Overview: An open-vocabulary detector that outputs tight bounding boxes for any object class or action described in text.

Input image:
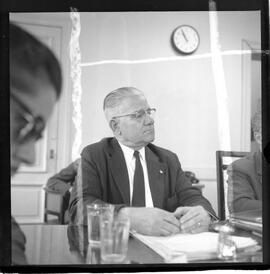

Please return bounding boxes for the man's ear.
[109,119,120,134]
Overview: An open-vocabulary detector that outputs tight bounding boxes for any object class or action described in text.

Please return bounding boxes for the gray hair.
[103,87,143,122]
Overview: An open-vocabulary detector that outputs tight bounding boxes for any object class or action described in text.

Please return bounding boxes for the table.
[21,224,262,265]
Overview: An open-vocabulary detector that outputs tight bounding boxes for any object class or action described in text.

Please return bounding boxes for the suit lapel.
[145,146,166,208]
[108,138,130,205]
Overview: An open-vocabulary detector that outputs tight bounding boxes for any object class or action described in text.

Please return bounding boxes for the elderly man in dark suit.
[69,87,217,236]
[227,108,262,213]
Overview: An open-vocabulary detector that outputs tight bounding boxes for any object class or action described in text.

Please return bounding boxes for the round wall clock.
[171,25,200,54]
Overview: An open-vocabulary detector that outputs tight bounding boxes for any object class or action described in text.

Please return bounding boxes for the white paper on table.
[131,231,258,261]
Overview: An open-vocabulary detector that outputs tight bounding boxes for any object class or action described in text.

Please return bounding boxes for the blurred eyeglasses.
[112,108,156,121]
[11,92,45,144]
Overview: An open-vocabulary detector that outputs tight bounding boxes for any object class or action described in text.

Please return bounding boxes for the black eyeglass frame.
[10,92,45,144]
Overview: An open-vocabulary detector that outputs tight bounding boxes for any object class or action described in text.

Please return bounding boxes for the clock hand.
[181,29,188,42]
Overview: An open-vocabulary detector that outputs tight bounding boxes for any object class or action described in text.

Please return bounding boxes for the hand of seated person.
[173,205,211,234]
[119,207,180,236]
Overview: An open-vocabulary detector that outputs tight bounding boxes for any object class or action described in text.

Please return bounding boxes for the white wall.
[10,11,261,221]
[73,11,260,213]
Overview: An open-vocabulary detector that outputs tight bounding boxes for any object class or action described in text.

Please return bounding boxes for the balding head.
[103,87,145,123]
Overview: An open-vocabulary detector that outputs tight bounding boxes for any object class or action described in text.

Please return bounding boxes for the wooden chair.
[216,151,249,220]
[44,188,70,224]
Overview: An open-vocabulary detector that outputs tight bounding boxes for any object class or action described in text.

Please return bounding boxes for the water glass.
[87,203,114,248]
[86,245,101,264]
[217,224,236,260]
[100,216,130,264]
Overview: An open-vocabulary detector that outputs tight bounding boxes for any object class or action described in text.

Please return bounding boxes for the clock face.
[172,25,200,54]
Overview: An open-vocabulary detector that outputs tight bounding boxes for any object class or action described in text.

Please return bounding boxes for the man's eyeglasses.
[10,92,45,144]
[112,108,156,121]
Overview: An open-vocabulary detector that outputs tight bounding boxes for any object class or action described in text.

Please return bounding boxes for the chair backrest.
[44,189,70,224]
[216,150,249,220]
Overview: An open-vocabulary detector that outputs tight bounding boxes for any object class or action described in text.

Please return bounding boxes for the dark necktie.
[132,150,145,206]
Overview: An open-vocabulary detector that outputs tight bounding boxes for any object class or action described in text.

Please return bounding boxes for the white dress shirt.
[118,141,154,207]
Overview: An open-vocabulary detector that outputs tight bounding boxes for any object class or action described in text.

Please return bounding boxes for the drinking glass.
[100,215,130,264]
[217,224,236,260]
[87,203,114,248]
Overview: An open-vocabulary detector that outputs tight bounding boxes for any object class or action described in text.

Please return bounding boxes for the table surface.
[21,224,262,265]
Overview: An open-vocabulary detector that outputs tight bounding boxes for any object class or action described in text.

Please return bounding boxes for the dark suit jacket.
[69,138,216,224]
[227,151,262,213]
